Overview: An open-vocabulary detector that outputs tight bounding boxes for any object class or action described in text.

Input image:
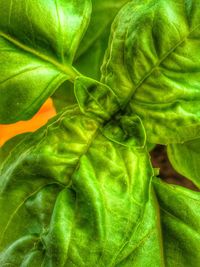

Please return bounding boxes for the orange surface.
[0,98,56,147]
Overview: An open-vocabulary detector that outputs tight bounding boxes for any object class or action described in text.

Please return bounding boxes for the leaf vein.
[122,23,200,109]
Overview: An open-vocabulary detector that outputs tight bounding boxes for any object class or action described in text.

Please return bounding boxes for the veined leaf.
[52,0,129,113]
[153,177,200,266]
[1,1,200,265]
[0,104,164,266]
[1,78,200,265]
[168,139,200,189]
[101,0,200,144]
[0,132,30,170]
[0,0,91,123]
[74,76,120,121]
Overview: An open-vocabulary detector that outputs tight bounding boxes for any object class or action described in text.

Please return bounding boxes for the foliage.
[1,0,200,266]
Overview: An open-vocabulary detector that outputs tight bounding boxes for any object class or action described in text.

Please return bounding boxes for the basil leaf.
[0,105,164,266]
[52,81,76,112]
[101,0,200,144]
[0,132,30,170]
[153,177,200,266]
[0,0,91,123]
[52,0,129,113]
[167,139,200,188]
[74,76,120,121]
[75,28,110,80]
[75,0,129,79]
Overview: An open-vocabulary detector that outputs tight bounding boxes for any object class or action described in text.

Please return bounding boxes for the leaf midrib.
[0,31,79,81]
[122,23,200,109]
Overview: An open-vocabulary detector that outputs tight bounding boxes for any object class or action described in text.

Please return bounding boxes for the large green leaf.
[101,0,200,144]
[0,0,91,123]
[52,0,129,113]
[0,103,164,266]
[153,177,200,266]
[1,76,200,265]
[74,76,120,121]
[168,139,200,188]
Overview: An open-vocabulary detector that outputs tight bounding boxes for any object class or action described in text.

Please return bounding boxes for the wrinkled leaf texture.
[0,103,163,266]
[101,0,200,144]
[1,77,200,266]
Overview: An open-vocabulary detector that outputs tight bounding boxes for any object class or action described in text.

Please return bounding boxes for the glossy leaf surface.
[0,0,91,123]
[1,1,200,266]
[2,103,200,266]
[75,0,128,79]
[168,139,200,188]
[0,132,30,171]
[101,0,200,144]
[52,0,129,113]
[0,105,163,266]
[153,178,200,266]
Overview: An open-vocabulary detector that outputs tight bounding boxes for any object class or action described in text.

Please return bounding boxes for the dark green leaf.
[74,76,120,121]
[75,0,128,79]
[52,81,76,112]
[168,139,200,188]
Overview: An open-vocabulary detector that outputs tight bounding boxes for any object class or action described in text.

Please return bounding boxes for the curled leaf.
[102,0,200,144]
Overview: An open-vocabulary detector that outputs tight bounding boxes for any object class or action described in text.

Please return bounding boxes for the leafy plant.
[1,0,200,266]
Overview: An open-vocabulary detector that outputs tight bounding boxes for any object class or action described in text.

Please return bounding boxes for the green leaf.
[52,0,129,113]
[0,105,164,266]
[52,81,76,112]
[102,115,146,149]
[153,177,200,266]
[74,76,120,121]
[75,0,129,79]
[75,28,110,80]
[2,1,200,265]
[0,132,30,170]
[101,0,200,144]
[168,139,200,188]
[2,105,200,266]
[0,0,91,123]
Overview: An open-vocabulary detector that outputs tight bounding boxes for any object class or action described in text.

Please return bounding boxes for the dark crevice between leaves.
[150,145,200,192]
